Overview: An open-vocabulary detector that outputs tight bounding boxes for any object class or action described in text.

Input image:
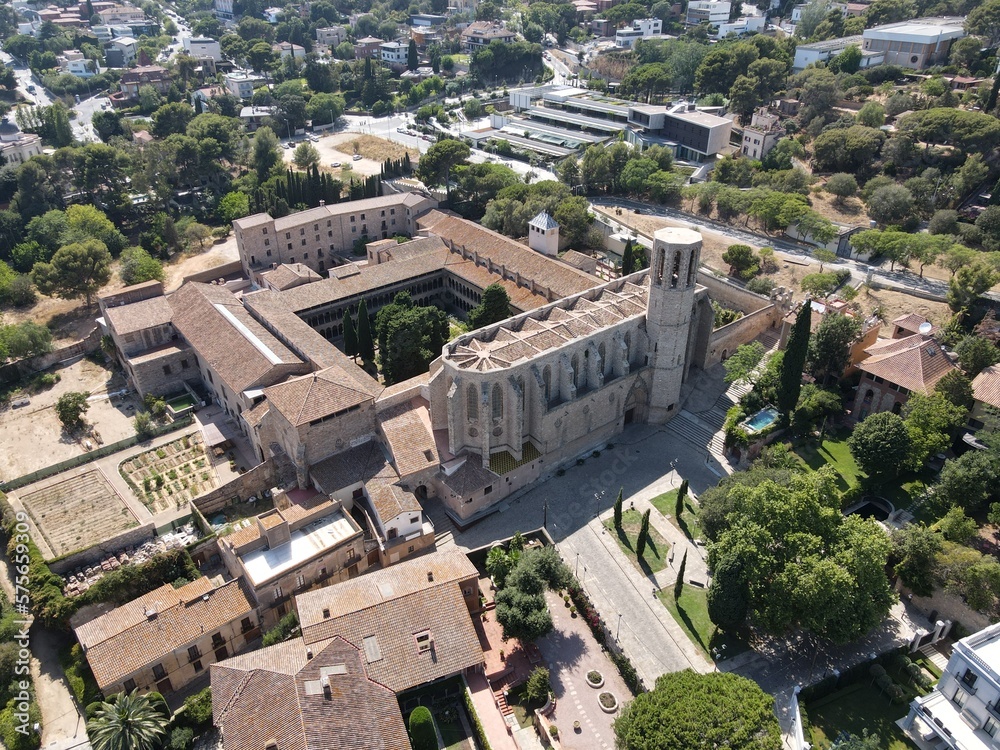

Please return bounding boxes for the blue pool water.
[744,407,780,433]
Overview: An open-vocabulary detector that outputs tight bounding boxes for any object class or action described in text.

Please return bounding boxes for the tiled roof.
[378,398,438,478]
[78,578,255,690]
[260,263,321,291]
[892,312,932,334]
[446,277,648,371]
[74,578,213,650]
[439,458,499,496]
[170,282,305,395]
[297,551,482,693]
[859,334,957,394]
[263,367,377,427]
[973,365,1000,410]
[417,210,596,299]
[104,295,173,336]
[212,637,410,750]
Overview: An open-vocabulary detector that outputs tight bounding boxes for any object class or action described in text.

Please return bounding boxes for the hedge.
[462,687,492,750]
[59,643,101,707]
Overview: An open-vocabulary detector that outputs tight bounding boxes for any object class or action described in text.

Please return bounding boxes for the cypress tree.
[676,479,688,519]
[614,488,623,529]
[407,38,419,71]
[621,238,635,276]
[343,309,358,358]
[777,299,812,415]
[674,550,687,599]
[357,298,374,361]
[636,508,650,561]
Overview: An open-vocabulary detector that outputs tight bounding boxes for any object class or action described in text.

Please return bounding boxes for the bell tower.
[645,227,701,424]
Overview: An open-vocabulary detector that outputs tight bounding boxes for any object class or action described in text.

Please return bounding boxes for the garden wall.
[900,583,993,633]
[696,271,773,314]
[48,522,156,575]
[704,305,783,369]
[0,327,102,384]
[181,260,244,285]
[192,453,294,516]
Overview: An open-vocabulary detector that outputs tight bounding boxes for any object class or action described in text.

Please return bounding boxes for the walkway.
[466,671,518,750]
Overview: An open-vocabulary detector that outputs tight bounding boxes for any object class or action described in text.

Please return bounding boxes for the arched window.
[467,384,478,421]
[654,249,665,284]
[862,389,874,405]
[624,332,631,366]
[571,354,579,389]
[891,401,902,415]
[492,384,503,421]
[671,252,681,288]
[687,249,697,287]
[598,342,607,376]
[542,366,552,403]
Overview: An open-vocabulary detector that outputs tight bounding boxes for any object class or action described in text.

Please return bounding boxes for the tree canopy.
[614,670,781,750]
[849,412,912,484]
[468,283,512,330]
[375,292,449,385]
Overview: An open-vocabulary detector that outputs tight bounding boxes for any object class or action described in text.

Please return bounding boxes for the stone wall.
[0,327,103,385]
[49,522,156,574]
[704,305,782,369]
[902,584,994,634]
[192,455,292,516]
[181,260,244,285]
[695,270,771,314]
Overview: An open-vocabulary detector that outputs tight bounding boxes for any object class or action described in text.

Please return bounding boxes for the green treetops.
[468,283,512,330]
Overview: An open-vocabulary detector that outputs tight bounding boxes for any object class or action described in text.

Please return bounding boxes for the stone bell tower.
[645,227,701,424]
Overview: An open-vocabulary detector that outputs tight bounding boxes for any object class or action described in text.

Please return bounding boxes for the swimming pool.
[742,407,780,434]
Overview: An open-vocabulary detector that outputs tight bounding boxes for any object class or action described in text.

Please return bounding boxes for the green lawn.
[650,488,703,540]
[658,584,747,660]
[805,683,915,750]
[604,508,670,573]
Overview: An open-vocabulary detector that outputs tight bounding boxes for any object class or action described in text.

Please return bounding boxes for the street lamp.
[616,613,622,640]
[575,552,580,576]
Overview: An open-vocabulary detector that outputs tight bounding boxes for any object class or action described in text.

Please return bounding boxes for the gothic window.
[492,384,503,421]
[687,249,697,287]
[654,249,665,284]
[571,354,579,389]
[467,384,478,421]
[599,342,607,377]
[624,332,631,366]
[671,252,681,288]
[542,365,552,403]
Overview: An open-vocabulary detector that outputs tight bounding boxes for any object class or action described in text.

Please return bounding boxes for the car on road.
[26,84,35,92]
[422,135,433,141]
[352,153,362,161]
[396,126,405,133]
[331,161,341,167]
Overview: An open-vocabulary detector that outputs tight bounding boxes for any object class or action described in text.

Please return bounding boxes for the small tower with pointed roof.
[528,211,559,256]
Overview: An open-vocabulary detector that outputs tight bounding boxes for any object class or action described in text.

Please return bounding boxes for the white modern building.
[109,36,138,66]
[615,18,664,48]
[686,0,731,27]
[92,23,133,42]
[380,40,408,66]
[717,11,765,36]
[316,26,347,47]
[184,36,222,61]
[61,50,100,77]
[862,16,966,69]
[902,622,1000,749]
[225,71,268,99]
[792,34,883,71]
[741,108,782,160]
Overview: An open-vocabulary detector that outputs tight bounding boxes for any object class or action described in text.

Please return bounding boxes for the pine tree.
[343,309,358,357]
[357,298,374,361]
[674,550,687,599]
[777,300,812,415]
[614,488,623,529]
[676,479,688,519]
[636,508,651,560]
[621,238,635,276]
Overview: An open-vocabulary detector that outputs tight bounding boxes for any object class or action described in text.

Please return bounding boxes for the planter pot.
[586,671,604,689]
[598,691,618,714]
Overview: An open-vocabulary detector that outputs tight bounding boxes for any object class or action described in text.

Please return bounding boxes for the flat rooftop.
[864,16,966,37]
[240,510,356,587]
[797,34,863,51]
[526,106,623,133]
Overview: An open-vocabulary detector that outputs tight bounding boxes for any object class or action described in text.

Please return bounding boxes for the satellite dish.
[918,322,933,335]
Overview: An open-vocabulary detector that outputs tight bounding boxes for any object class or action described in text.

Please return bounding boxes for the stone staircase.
[920,644,949,672]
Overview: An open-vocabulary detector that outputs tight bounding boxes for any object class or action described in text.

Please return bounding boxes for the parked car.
[352,153,362,161]
[331,161,341,167]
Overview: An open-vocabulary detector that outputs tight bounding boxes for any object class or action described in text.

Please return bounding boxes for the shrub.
[59,643,101,707]
[524,667,550,703]
[409,706,436,750]
[179,687,213,732]
[746,277,775,296]
[262,611,298,646]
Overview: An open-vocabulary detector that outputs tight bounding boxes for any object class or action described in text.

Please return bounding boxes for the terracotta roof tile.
[212,637,410,750]
[973,365,1000,410]
[260,263,321,291]
[439,459,499,496]
[378,398,438,479]
[308,441,420,523]
[104,295,173,336]
[859,334,957,394]
[78,578,255,691]
[263,367,377,427]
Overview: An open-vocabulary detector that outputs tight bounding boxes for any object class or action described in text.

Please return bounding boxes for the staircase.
[920,644,949,672]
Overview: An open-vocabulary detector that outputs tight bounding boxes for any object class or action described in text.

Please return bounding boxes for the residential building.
[217,492,368,628]
[970,365,1000,432]
[91,24,133,42]
[224,70,268,99]
[211,637,411,750]
[615,18,663,48]
[74,577,259,697]
[191,85,227,109]
[108,36,137,66]
[741,107,782,160]
[118,65,171,98]
[792,35,882,71]
[232,192,439,279]
[353,36,384,58]
[214,0,234,20]
[263,6,283,22]
[411,13,447,26]
[460,21,516,52]
[850,332,957,422]
[316,25,347,46]
[902,622,1000,749]
[273,41,305,60]
[380,40,409,67]
[60,50,100,77]
[97,4,147,24]
[239,105,276,132]
[686,0,731,26]
[184,36,222,61]
[716,11,765,36]
[862,16,967,69]
[0,118,43,166]
[779,298,880,377]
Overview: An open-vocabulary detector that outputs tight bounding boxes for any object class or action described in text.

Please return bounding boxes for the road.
[591,195,1000,304]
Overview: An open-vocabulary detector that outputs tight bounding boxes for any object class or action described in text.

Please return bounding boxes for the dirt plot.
[0,357,142,482]
[119,433,219,513]
[20,469,138,558]
[282,132,416,181]
[333,134,418,162]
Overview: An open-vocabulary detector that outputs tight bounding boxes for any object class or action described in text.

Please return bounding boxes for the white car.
[331,161,341,167]
[352,153,362,161]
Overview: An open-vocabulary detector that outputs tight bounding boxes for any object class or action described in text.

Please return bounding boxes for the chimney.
[427,571,434,582]
[319,200,326,206]
[306,648,313,659]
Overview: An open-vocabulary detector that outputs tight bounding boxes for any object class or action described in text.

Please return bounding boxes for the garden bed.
[650,488,702,540]
[120,433,220,513]
[603,508,670,573]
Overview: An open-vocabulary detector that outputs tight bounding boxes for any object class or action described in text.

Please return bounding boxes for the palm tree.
[87,691,169,750]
